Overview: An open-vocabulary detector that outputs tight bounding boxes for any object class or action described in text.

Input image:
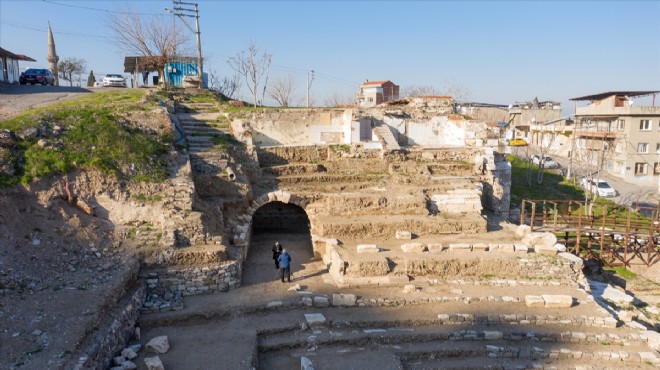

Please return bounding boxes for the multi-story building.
[356,80,399,107]
[570,91,660,186]
[508,98,573,156]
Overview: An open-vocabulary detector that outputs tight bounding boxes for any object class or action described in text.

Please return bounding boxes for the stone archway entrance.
[241,201,315,286]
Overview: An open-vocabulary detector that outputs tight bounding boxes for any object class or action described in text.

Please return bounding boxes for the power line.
[0,21,112,40]
[41,0,166,16]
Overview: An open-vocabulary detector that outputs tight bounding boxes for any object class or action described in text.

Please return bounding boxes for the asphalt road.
[0,84,97,121]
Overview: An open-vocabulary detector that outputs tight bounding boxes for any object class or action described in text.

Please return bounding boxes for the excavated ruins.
[2,91,659,370]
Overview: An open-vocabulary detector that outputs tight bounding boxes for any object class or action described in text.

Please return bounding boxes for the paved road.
[0,84,96,121]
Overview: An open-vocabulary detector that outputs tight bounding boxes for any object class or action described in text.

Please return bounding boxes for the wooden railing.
[520,199,660,267]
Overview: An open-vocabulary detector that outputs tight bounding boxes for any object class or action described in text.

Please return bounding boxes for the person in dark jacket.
[272,241,282,269]
[277,248,292,283]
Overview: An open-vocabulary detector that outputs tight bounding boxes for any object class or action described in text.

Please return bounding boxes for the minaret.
[47,23,59,86]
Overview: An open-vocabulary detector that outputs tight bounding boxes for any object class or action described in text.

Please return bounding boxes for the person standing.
[277,248,292,283]
[142,70,149,85]
[272,241,282,269]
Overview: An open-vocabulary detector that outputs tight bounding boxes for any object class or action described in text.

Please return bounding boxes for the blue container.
[164,62,198,87]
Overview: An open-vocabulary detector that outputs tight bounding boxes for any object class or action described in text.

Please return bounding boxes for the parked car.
[580,178,617,197]
[630,202,659,220]
[508,138,527,146]
[19,68,55,85]
[102,74,127,87]
[531,155,559,168]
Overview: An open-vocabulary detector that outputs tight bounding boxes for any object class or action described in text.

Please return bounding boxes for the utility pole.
[306,69,314,108]
[166,1,203,88]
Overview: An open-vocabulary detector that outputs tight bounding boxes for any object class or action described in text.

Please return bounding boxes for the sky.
[1,0,659,110]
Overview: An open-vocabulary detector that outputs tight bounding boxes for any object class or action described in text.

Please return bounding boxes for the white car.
[102,74,127,87]
[531,155,559,169]
[580,178,617,197]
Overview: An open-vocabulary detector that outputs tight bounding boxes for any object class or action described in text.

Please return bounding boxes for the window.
[634,163,648,175]
[657,143,660,154]
[640,119,651,130]
[637,143,649,153]
[367,97,373,102]
[655,162,660,175]
[616,119,625,131]
[615,142,624,153]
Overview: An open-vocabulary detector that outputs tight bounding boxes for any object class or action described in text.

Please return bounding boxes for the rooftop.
[570,91,660,101]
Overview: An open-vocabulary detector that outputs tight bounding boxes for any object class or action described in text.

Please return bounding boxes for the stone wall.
[140,261,240,313]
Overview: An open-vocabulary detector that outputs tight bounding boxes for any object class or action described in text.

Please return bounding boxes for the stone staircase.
[373,123,401,150]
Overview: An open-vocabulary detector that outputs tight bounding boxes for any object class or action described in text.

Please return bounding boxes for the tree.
[268,74,296,107]
[108,8,191,85]
[208,69,241,100]
[323,92,354,107]
[401,80,472,101]
[227,42,272,107]
[58,58,86,87]
[401,85,439,98]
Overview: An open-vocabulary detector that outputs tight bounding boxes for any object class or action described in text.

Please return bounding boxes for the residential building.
[0,47,35,83]
[508,98,572,156]
[570,91,660,186]
[356,80,399,107]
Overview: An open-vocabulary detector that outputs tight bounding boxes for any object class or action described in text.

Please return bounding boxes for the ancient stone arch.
[234,191,317,261]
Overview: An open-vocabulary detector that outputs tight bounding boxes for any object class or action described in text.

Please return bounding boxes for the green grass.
[329,144,351,153]
[211,134,245,150]
[604,266,637,279]
[0,90,170,185]
[508,155,585,206]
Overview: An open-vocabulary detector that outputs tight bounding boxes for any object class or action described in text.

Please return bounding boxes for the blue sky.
[1,0,659,109]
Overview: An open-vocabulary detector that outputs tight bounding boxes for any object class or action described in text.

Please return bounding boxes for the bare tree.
[323,92,354,107]
[401,85,440,98]
[57,58,86,87]
[108,9,191,85]
[268,74,296,107]
[227,42,272,107]
[207,69,241,99]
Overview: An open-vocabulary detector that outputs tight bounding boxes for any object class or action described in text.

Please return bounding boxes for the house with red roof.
[356,80,399,107]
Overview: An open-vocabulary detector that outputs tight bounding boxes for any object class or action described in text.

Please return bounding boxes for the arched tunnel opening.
[242,201,316,286]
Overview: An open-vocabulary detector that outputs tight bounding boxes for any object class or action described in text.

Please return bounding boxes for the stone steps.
[261,163,326,176]
[277,172,389,184]
[313,213,487,239]
[374,124,401,150]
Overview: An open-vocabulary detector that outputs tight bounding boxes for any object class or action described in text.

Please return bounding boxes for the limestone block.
[542,295,573,308]
[266,301,283,308]
[554,243,567,252]
[403,284,418,293]
[472,243,489,252]
[523,232,557,248]
[589,281,633,305]
[357,244,379,253]
[534,245,558,256]
[395,230,412,240]
[144,356,164,370]
[427,243,445,253]
[281,192,291,204]
[449,243,472,252]
[122,361,138,370]
[558,252,583,267]
[301,297,313,307]
[498,244,515,252]
[513,244,529,253]
[525,295,545,308]
[332,293,357,307]
[304,313,327,328]
[516,225,531,238]
[346,255,389,277]
[301,356,316,370]
[121,348,138,360]
[113,356,126,366]
[421,151,435,160]
[145,336,170,354]
[312,296,330,308]
[642,331,660,351]
[401,243,426,253]
[484,331,503,340]
[488,243,501,251]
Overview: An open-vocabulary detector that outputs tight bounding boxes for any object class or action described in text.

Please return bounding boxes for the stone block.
[514,244,529,253]
[516,224,531,238]
[357,244,379,253]
[484,331,503,340]
[558,252,583,267]
[401,243,425,253]
[266,301,283,308]
[554,243,567,252]
[498,244,515,252]
[121,348,138,360]
[523,232,557,248]
[395,230,412,240]
[525,295,545,308]
[643,331,660,351]
[472,243,489,252]
[332,293,357,307]
[144,356,164,370]
[304,313,327,328]
[301,356,316,370]
[449,243,472,252]
[542,295,573,308]
[534,245,558,256]
[145,336,170,354]
[346,255,390,276]
[312,296,330,307]
[427,243,445,253]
